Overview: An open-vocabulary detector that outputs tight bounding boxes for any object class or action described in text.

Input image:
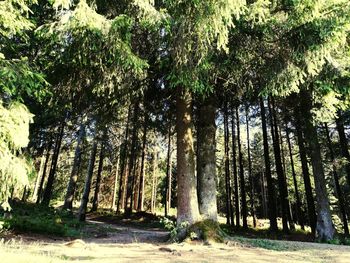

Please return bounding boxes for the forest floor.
[1,212,350,263]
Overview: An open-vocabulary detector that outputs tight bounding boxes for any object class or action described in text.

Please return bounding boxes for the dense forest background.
[1,0,350,243]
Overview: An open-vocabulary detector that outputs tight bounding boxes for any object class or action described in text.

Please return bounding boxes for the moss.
[188,220,226,243]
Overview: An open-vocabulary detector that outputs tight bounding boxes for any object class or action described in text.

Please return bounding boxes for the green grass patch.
[0,201,83,237]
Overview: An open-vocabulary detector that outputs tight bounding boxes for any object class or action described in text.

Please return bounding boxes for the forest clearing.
[1,0,350,262]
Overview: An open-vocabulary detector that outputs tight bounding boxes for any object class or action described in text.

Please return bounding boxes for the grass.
[0,200,84,237]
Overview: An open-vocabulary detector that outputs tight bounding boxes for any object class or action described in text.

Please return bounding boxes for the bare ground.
[1,220,350,263]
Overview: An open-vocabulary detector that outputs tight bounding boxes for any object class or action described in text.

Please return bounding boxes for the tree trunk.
[245,105,256,228]
[125,102,140,216]
[268,98,290,233]
[42,121,65,206]
[63,123,86,210]
[224,102,233,225]
[294,106,317,234]
[91,138,106,212]
[36,141,52,204]
[111,157,120,210]
[197,97,218,221]
[176,88,201,225]
[78,133,98,222]
[151,150,158,214]
[137,115,148,212]
[259,97,278,232]
[117,107,131,213]
[325,123,349,236]
[32,148,47,202]
[285,121,305,230]
[335,111,350,188]
[231,105,240,227]
[300,90,335,241]
[165,123,172,217]
[236,105,248,229]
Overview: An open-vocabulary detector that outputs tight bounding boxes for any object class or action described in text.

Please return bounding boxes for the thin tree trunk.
[224,102,233,225]
[91,138,106,212]
[63,123,86,210]
[151,150,158,214]
[175,87,201,225]
[32,149,47,202]
[117,107,131,213]
[300,90,335,241]
[236,105,248,229]
[165,123,172,217]
[335,111,350,188]
[259,97,278,232]
[125,102,140,216]
[78,133,98,222]
[36,141,52,204]
[245,105,256,228]
[42,121,65,206]
[111,157,120,210]
[231,105,240,227]
[268,98,290,233]
[285,121,305,230]
[324,123,349,236]
[294,106,317,234]
[197,97,218,221]
[137,115,148,212]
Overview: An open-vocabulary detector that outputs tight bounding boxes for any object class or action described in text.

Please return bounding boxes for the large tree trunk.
[245,105,256,228]
[325,123,349,236]
[78,133,98,222]
[231,105,240,227]
[137,115,148,212]
[63,123,86,210]
[300,90,335,241]
[176,88,201,225]
[125,102,140,216]
[294,107,317,234]
[268,98,290,233]
[91,138,106,212]
[259,97,278,232]
[117,107,131,213]
[236,105,248,229]
[197,97,218,221]
[224,102,233,225]
[285,121,304,230]
[165,123,172,217]
[335,111,350,188]
[42,122,65,206]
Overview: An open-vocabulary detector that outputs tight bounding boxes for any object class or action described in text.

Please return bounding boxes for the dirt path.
[1,220,350,263]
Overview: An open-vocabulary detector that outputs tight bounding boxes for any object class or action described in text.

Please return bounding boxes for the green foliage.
[0,202,83,237]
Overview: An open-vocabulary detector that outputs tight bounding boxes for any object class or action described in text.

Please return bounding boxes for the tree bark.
[32,148,47,202]
[236,105,248,229]
[259,97,278,232]
[300,90,335,241]
[78,133,98,222]
[285,121,305,230]
[197,97,218,221]
[36,141,52,204]
[335,111,350,188]
[176,88,201,225]
[231,105,240,227]
[151,150,158,214]
[294,106,317,234]
[41,121,65,206]
[325,123,349,236]
[268,98,290,233]
[137,114,148,212]
[125,102,140,216]
[63,123,86,210]
[224,102,233,225]
[91,138,106,212]
[245,105,256,228]
[111,157,120,210]
[165,123,172,217]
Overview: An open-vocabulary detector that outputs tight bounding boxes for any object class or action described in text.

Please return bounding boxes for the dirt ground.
[1,220,350,263]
